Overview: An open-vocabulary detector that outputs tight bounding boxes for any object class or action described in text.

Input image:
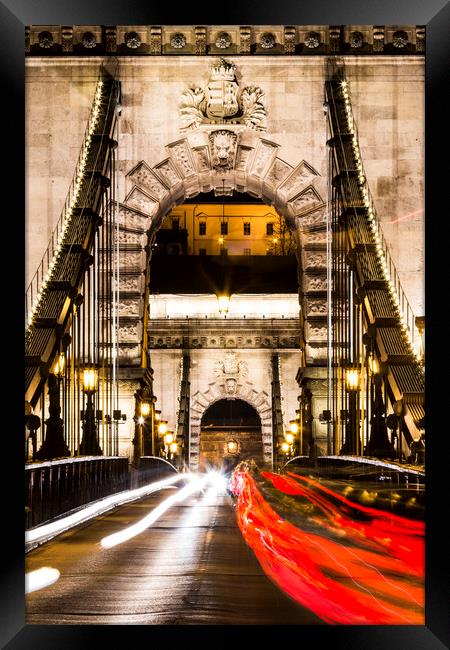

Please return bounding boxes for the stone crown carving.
[179,58,267,132]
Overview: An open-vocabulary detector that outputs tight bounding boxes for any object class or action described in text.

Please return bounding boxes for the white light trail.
[100,473,210,548]
[25,567,60,593]
[26,473,187,548]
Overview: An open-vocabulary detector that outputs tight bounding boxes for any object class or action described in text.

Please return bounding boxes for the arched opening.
[200,398,262,472]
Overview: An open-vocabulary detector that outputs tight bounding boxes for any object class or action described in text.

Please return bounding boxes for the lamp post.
[78,366,102,456]
[341,367,360,456]
[35,352,71,460]
[365,357,395,460]
[140,399,152,456]
[386,400,405,463]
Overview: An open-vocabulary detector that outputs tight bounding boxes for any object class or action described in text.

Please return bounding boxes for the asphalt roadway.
[25,481,322,625]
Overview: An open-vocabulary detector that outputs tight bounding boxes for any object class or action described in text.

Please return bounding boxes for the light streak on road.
[230,468,424,625]
[25,567,60,593]
[26,473,187,547]
[100,473,210,548]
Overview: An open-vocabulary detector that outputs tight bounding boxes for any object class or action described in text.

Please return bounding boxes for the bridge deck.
[25,484,321,625]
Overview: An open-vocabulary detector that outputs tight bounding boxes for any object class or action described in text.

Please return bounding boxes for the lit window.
[220,222,228,235]
[199,222,206,235]
[243,222,251,235]
[266,223,274,236]
[172,218,179,230]
[243,248,251,256]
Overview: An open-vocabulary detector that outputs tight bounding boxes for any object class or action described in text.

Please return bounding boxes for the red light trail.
[230,468,424,625]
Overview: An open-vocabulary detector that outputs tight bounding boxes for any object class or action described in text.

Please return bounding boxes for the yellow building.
[160,202,292,256]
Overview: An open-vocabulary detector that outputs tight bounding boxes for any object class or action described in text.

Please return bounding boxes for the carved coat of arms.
[213,351,248,399]
[180,59,267,132]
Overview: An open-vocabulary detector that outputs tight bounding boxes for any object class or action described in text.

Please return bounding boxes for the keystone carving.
[192,146,211,172]
[296,207,327,229]
[250,140,278,177]
[235,146,254,172]
[118,299,140,316]
[154,159,182,187]
[119,275,143,292]
[289,186,324,215]
[305,298,328,315]
[209,130,238,171]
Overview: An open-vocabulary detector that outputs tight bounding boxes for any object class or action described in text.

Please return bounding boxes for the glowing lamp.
[158,420,168,435]
[285,433,294,445]
[164,432,174,446]
[169,442,178,454]
[345,368,360,392]
[227,440,238,455]
[82,367,98,393]
[289,420,299,434]
[140,401,151,417]
[369,356,379,375]
[281,442,290,454]
[138,416,144,425]
[154,410,161,421]
[53,352,65,377]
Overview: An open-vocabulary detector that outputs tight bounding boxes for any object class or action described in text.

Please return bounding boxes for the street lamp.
[365,356,395,460]
[341,367,360,456]
[35,351,70,460]
[79,365,102,456]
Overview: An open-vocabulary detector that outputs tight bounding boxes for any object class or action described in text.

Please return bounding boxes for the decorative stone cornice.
[25,25,425,56]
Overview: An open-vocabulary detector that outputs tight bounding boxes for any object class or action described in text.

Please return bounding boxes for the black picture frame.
[3,0,449,647]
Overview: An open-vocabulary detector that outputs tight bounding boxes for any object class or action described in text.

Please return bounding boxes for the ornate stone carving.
[373,26,385,52]
[392,30,408,48]
[284,26,296,53]
[192,146,211,173]
[118,299,141,316]
[349,31,363,48]
[303,250,327,269]
[128,162,168,199]
[289,186,324,215]
[38,31,53,48]
[215,31,232,49]
[305,344,328,361]
[118,229,143,245]
[125,187,158,215]
[235,146,253,172]
[81,31,96,48]
[209,130,238,171]
[119,252,143,270]
[265,158,292,187]
[305,31,320,48]
[119,275,143,292]
[105,26,117,52]
[170,32,186,49]
[305,275,327,292]
[154,159,182,187]
[194,26,206,55]
[250,140,278,177]
[329,26,341,52]
[259,32,276,49]
[306,324,328,341]
[179,59,266,132]
[415,26,425,52]
[119,345,141,360]
[61,26,73,52]
[296,207,327,229]
[279,161,318,198]
[118,204,148,230]
[150,26,162,55]
[301,230,327,245]
[239,26,252,54]
[214,351,248,379]
[125,31,141,49]
[167,140,197,177]
[305,298,327,316]
[119,324,139,342]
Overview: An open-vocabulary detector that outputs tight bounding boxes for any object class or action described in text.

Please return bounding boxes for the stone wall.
[26,54,424,315]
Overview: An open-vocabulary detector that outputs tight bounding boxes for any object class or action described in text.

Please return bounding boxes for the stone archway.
[190,373,272,472]
[115,128,329,371]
